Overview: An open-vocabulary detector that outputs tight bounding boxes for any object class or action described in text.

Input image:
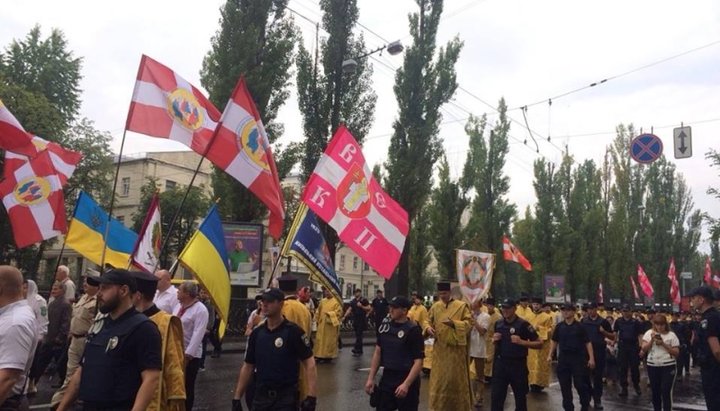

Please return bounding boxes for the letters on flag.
[178,204,230,338]
[667,258,680,305]
[637,264,654,298]
[4,135,82,183]
[205,77,285,239]
[0,151,66,248]
[131,193,162,273]
[597,282,604,304]
[282,203,343,305]
[705,256,712,286]
[302,126,409,278]
[126,55,221,153]
[456,249,495,303]
[0,99,37,157]
[502,235,532,271]
[630,276,640,300]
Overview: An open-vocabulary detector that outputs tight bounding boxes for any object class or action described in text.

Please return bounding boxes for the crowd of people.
[1,264,719,411]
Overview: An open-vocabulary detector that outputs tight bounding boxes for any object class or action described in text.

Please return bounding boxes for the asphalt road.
[28,340,709,410]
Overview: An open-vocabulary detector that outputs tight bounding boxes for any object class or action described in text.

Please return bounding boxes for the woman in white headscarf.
[23,278,49,341]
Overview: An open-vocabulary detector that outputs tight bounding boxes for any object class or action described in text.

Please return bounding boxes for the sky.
[2,0,719,249]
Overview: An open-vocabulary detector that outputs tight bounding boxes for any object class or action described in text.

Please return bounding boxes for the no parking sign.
[630,133,663,164]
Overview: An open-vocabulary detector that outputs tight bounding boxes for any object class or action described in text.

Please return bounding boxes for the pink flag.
[4,135,82,184]
[0,99,37,157]
[597,282,604,304]
[637,264,654,298]
[667,258,680,305]
[302,126,409,278]
[630,276,640,300]
[705,256,713,286]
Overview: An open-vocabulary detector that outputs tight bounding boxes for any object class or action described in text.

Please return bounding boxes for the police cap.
[389,296,412,309]
[586,302,598,309]
[485,297,496,306]
[561,302,576,311]
[688,286,715,301]
[500,298,517,308]
[97,269,137,293]
[261,288,285,302]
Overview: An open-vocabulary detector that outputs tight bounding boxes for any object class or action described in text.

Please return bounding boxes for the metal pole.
[100,129,128,269]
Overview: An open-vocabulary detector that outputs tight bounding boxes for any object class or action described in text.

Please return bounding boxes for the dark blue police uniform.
[613,316,643,394]
[79,308,162,411]
[581,315,612,406]
[670,317,690,376]
[695,306,720,410]
[375,319,424,411]
[351,296,370,354]
[491,315,539,411]
[372,296,389,332]
[553,319,591,411]
[244,318,313,411]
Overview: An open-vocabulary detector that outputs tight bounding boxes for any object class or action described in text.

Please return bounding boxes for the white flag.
[131,193,162,272]
[456,249,495,303]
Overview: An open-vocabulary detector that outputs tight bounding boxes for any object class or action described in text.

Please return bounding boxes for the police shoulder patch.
[701,319,708,329]
[302,334,311,347]
[527,324,536,333]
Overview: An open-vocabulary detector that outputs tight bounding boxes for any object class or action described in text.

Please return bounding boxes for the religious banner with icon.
[455,249,495,303]
[544,275,566,303]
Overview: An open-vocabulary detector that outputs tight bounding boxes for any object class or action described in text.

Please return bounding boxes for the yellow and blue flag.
[65,191,137,268]
[178,204,230,337]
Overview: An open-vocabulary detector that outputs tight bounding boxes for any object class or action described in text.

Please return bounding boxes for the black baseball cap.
[561,302,576,311]
[389,296,411,309]
[688,286,716,301]
[485,297,496,305]
[97,269,137,293]
[621,304,632,311]
[129,270,158,295]
[261,288,285,302]
[500,298,517,308]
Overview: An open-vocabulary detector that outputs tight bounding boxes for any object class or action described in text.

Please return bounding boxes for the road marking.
[30,404,52,410]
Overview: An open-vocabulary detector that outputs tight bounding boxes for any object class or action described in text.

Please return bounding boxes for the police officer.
[669,311,689,377]
[491,298,542,411]
[57,269,162,411]
[613,304,643,397]
[688,286,720,410]
[232,288,317,411]
[550,303,594,411]
[365,296,424,411]
[580,302,614,410]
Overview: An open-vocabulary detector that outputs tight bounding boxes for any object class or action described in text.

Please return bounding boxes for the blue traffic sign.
[630,133,663,164]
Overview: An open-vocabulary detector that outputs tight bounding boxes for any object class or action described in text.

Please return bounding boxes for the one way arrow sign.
[673,126,692,159]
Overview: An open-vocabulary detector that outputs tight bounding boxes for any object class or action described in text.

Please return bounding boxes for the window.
[116,215,125,223]
[339,255,345,270]
[353,257,358,271]
[345,283,353,298]
[165,180,177,190]
[363,262,369,271]
[121,177,130,197]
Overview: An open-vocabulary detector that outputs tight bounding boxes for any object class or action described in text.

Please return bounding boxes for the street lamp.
[342,40,404,74]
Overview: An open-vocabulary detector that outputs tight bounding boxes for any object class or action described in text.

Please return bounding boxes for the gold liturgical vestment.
[313,296,342,359]
[484,310,502,378]
[149,309,186,411]
[282,297,312,400]
[426,299,473,411]
[528,311,554,388]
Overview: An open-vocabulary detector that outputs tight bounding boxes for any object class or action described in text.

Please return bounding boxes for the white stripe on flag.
[132,80,168,108]
[168,122,193,147]
[224,149,262,187]
[2,192,15,210]
[222,101,252,128]
[367,206,405,251]
[49,152,75,178]
[174,73,191,92]
[314,154,347,187]
[29,200,58,240]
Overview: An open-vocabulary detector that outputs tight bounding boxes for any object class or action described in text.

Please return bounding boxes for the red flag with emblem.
[0,151,67,248]
[0,99,38,157]
[502,235,533,271]
[705,256,713,286]
[125,55,221,154]
[204,77,284,239]
[301,126,409,278]
[629,276,640,300]
[4,135,82,184]
[637,264,654,298]
[667,258,680,305]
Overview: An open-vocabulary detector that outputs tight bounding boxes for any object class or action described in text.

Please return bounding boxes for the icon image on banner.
[236,116,271,173]
[630,133,663,164]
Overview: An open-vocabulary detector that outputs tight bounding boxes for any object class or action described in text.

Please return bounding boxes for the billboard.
[223,222,263,287]
[544,275,565,303]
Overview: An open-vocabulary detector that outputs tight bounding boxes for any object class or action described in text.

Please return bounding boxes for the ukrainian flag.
[65,191,138,269]
[178,204,230,337]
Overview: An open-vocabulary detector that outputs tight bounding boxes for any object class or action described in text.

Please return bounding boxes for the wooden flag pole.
[100,129,128,269]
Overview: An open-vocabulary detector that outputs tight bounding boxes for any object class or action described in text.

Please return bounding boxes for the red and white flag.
[302,126,409,278]
[597,282,604,304]
[126,55,221,154]
[704,256,712,286]
[0,99,38,157]
[637,264,654,298]
[205,78,284,239]
[0,151,66,248]
[502,235,532,271]
[667,258,681,305]
[4,135,82,184]
[131,193,162,273]
[629,276,640,300]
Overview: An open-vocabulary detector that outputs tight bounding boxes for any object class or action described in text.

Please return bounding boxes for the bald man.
[153,270,179,314]
[0,266,38,410]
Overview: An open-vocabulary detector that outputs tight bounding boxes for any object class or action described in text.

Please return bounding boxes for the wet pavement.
[28,337,709,410]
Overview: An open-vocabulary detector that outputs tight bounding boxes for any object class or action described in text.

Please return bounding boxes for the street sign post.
[680,271,692,280]
[630,133,663,164]
[673,126,692,159]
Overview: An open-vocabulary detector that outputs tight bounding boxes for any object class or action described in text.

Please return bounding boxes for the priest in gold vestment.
[313,288,342,362]
[528,299,554,392]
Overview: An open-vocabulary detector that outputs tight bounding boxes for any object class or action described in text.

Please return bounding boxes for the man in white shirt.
[173,281,208,411]
[153,269,179,314]
[0,266,38,410]
[50,265,76,304]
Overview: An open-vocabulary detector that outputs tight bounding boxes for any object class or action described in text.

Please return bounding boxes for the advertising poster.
[223,222,263,287]
[544,275,565,303]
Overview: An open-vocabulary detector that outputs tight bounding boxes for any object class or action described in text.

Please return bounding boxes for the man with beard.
[57,269,162,411]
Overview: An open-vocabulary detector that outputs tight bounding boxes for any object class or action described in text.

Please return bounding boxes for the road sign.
[673,126,692,159]
[680,271,692,280]
[630,133,663,164]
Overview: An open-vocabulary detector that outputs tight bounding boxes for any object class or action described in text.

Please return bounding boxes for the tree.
[408,203,434,295]
[201,0,300,225]
[384,0,462,296]
[0,25,82,129]
[63,118,114,207]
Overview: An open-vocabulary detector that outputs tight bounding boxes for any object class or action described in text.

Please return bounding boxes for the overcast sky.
[3,0,719,250]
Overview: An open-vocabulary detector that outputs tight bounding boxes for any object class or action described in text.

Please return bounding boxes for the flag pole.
[267,203,307,288]
[100,129,128,269]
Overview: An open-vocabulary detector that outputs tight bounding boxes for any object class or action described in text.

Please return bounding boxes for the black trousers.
[588,346,606,402]
[646,364,675,411]
[678,345,690,375]
[617,345,640,388]
[491,357,528,411]
[252,384,298,411]
[557,355,591,411]
[185,357,201,411]
[29,342,63,383]
[701,365,720,411]
[0,395,29,411]
[376,377,420,411]
[353,323,365,353]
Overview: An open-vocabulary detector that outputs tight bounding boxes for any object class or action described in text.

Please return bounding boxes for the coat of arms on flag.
[456,249,495,303]
[131,193,162,273]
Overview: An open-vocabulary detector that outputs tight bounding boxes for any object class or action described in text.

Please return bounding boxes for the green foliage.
[384,0,462,295]
[408,204,435,295]
[63,118,114,208]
